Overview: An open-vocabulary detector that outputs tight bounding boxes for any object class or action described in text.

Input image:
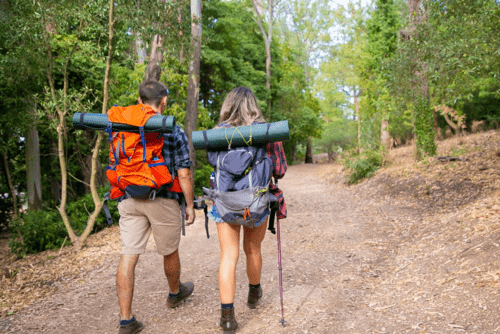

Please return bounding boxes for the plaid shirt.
[266,142,288,219]
[156,124,192,201]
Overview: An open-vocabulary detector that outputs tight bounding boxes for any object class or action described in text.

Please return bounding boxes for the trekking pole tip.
[279,318,286,327]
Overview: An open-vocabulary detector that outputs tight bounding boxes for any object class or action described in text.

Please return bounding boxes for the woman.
[207,87,287,333]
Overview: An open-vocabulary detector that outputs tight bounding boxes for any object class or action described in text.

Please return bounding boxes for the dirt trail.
[3,162,500,333]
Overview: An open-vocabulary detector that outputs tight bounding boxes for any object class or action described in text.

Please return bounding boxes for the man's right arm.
[177,167,195,225]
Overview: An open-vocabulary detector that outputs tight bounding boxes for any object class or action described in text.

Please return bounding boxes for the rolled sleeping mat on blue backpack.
[72,113,176,133]
[192,121,290,150]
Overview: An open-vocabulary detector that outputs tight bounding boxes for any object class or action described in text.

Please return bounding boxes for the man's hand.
[185,206,195,226]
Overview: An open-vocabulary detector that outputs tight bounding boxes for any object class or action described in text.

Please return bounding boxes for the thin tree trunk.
[74,0,115,252]
[25,102,43,211]
[178,6,184,64]
[2,149,18,219]
[135,39,147,64]
[45,42,77,243]
[381,120,391,151]
[354,91,361,153]
[145,35,163,82]
[290,142,297,163]
[44,15,83,244]
[305,138,313,164]
[251,0,274,118]
[185,0,201,172]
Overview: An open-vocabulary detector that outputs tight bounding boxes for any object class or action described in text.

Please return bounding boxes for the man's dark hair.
[138,80,168,107]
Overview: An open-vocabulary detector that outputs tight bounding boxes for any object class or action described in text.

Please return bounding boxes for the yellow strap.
[224,126,253,149]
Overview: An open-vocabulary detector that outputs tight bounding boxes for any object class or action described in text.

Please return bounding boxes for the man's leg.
[164,249,180,294]
[146,198,193,307]
[116,254,140,320]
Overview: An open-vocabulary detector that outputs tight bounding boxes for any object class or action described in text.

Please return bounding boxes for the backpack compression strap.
[194,199,209,238]
[193,197,210,239]
[103,192,114,226]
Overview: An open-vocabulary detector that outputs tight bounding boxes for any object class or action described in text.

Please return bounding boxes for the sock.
[221,303,234,309]
[169,290,181,298]
[119,316,135,326]
[249,283,261,289]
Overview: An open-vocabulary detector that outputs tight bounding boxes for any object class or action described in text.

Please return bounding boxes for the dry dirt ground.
[1,130,500,334]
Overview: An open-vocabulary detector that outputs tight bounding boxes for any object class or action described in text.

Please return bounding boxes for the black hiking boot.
[166,281,194,308]
[118,316,144,334]
[220,308,238,334]
[247,285,263,309]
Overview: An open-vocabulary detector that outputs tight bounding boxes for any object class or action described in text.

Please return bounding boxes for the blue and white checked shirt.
[157,124,192,201]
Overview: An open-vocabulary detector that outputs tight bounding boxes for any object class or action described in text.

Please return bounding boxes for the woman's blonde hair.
[218,87,266,127]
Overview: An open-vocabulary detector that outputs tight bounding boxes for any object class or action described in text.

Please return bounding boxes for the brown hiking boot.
[166,281,194,308]
[247,285,263,309]
[220,308,238,334]
[118,317,144,334]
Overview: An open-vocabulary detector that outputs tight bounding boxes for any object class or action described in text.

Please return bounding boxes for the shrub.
[194,163,213,197]
[342,149,383,184]
[9,209,66,256]
[9,187,118,256]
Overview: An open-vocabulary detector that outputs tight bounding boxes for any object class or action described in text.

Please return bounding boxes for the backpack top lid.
[107,104,156,127]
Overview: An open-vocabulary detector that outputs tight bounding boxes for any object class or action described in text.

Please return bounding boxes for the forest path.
[4,162,500,333]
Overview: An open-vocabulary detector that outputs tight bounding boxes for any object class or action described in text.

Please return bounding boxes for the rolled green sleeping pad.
[72,113,176,133]
[192,121,290,150]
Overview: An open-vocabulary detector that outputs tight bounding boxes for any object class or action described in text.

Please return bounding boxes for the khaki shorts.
[117,197,181,256]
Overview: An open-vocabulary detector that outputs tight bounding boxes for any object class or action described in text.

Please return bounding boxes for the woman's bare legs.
[243,219,268,285]
[217,222,241,304]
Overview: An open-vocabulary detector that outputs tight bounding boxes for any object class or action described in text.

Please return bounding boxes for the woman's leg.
[217,222,241,304]
[243,219,268,285]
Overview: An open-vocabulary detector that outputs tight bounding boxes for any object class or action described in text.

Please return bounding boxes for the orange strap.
[243,207,251,220]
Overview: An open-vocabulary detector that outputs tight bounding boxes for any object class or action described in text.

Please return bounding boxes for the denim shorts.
[207,204,269,228]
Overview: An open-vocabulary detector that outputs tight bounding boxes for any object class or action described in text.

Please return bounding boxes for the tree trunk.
[25,102,43,211]
[178,6,184,64]
[406,0,436,160]
[305,138,313,164]
[145,35,162,82]
[441,109,460,136]
[354,91,361,153]
[135,39,147,64]
[251,0,273,118]
[2,149,18,219]
[185,0,201,172]
[55,111,77,243]
[290,143,297,163]
[381,120,391,151]
[73,0,115,252]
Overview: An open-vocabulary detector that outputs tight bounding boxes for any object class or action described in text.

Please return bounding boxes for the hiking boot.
[220,308,238,334]
[247,285,263,309]
[118,317,144,334]
[166,281,194,308]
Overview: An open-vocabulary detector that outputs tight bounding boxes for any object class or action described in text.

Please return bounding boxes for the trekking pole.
[276,217,286,326]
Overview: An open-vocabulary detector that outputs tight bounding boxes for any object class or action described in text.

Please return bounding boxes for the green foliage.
[194,164,213,197]
[9,187,117,256]
[414,99,437,160]
[9,209,67,257]
[342,149,383,184]
[201,0,269,117]
[314,118,357,160]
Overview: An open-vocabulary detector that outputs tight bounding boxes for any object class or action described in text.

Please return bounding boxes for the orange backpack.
[105,104,182,200]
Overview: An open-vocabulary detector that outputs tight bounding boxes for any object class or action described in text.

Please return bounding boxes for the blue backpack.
[202,142,273,228]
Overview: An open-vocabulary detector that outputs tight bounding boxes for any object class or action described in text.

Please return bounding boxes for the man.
[116,80,196,334]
